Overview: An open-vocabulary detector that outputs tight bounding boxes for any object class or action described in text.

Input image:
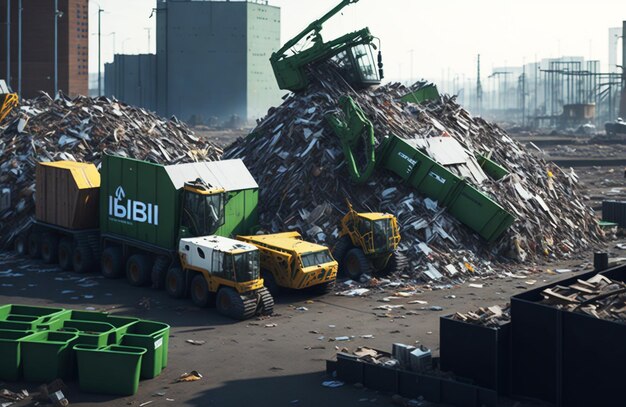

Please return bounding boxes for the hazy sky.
[88,0,626,85]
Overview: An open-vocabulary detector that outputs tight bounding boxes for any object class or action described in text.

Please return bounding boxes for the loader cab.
[354,213,400,255]
[179,180,226,239]
[331,44,381,88]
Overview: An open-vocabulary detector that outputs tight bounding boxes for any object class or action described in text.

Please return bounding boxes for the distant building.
[105,55,157,112]
[155,0,282,124]
[0,0,89,98]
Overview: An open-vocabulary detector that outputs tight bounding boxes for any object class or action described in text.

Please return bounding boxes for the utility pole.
[6,0,10,88]
[620,20,626,118]
[54,0,59,95]
[98,7,104,96]
[408,49,414,85]
[476,54,483,115]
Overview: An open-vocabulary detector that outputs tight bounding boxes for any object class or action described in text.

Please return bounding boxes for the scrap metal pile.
[450,304,510,328]
[0,92,222,249]
[224,65,604,281]
[540,274,626,322]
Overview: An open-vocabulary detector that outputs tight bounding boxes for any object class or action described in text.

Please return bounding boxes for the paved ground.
[0,248,609,407]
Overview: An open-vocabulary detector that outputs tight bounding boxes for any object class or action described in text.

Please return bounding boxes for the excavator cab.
[179,179,226,239]
[0,80,18,124]
[270,0,383,93]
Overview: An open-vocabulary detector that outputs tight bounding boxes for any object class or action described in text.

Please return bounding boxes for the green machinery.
[270,0,383,93]
[326,96,515,243]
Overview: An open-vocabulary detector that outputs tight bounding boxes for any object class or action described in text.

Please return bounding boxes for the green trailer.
[377,135,515,242]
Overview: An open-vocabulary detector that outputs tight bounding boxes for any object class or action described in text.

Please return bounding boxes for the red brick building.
[0,0,88,98]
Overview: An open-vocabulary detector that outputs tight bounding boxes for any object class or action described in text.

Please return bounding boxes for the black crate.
[511,263,626,406]
[440,315,510,394]
[602,200,626,227]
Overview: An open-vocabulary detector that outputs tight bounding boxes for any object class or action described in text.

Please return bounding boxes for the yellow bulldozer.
[332,202,407,280]
[0,80,18,124]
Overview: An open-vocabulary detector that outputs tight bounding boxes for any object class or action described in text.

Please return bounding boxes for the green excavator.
[270,0,384,93]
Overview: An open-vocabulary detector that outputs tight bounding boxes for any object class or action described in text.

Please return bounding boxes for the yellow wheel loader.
[332,202,407,280]
[0,80,18,124]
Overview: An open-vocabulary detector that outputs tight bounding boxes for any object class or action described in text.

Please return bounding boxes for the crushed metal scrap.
[224,65,604,281]
[450,304,510,328]
[0,92,223,249]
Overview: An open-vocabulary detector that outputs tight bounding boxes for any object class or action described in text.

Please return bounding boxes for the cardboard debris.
[0,92,222,249]
[451,304,511,327]
[223,64,604,282]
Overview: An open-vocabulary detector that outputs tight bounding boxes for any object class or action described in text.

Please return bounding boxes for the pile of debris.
[224,65,604,281]
[540,274,626,322]
[450,304,510,328]
[0,92,222,249]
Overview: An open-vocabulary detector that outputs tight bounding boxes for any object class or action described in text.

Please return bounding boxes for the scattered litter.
[185,340,206,346]
[176,371,203,383]
[468,283,483,289]
[321,380,344,388]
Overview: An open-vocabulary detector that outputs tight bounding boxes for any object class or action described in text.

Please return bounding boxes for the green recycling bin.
[21,331,78,382]
[0,329,35,381]
[0,305,68,330]
[75,344,146,396]
[121,320,170,379]
[63,311,138,344]
[60,320,116,348]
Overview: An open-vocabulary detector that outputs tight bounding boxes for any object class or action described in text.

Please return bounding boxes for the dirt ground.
[1,131,625,407]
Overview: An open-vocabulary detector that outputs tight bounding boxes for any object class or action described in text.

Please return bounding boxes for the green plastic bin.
[121,321,170,378]
[0,305,68,330]
[21,331,78,382]
[66,311,138,344]
[0,329,35,381]
[75,344,146,396]
[60,320,116,348]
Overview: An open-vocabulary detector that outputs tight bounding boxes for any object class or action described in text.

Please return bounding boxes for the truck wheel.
[384,251,409,275]
[261,270,280,297]
[40,234,58,264]
[73,244,95,274]
[151,256,169,289]
[332,236,353,265]
[343,248,371,280]
[126,255,153,287]
[190,275,211,308]
[216,287,256,320]
[165,267,186,299]
[57,239,73,270]
[101,247,124,278]
[14,233,28,256]
[258,287,274,316]
[28,233,41,259]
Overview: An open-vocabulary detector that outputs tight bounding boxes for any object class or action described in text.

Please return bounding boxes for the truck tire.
[28,233,41,259]
[151,256,169,289]
[101,247,124,279]
[216,287,257,320]
[384,251,409,275]
[40,234,58,264]
[57,239,73,271]
[258,287,274,316]
[14,233,28,256]
[73,244,95,274]
[261,269,280,297]
[332,235,353,265]
[190,274,212,308]
[126,254,153,287]
[165,267,186,299]
[343,248,371,280]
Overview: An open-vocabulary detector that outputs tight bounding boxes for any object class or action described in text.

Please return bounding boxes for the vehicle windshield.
[351,44,379,82]
[182,191,225,237]
[300,250,335,268]
[373,219,392,251]
[230,251,260,283]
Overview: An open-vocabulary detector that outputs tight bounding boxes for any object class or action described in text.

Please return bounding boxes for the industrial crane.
[270,0,383,92]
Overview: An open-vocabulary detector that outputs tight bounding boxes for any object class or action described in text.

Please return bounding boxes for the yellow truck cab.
[237,232,338,295]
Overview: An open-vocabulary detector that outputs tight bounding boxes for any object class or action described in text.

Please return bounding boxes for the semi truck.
[18,155,273,320]
[237,232,338,295]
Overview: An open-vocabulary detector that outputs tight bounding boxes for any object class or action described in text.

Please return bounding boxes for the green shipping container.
[99,155,258,251]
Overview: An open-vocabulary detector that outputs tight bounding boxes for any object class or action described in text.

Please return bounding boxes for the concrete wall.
[104,54,157,112]
[156,0,281,124]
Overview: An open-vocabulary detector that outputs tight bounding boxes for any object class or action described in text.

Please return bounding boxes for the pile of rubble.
[0,92,222,249]
[224,65,604,281]
[541,274,626,322]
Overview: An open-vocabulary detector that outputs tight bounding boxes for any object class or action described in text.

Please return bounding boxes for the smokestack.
[621,20,626,118]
